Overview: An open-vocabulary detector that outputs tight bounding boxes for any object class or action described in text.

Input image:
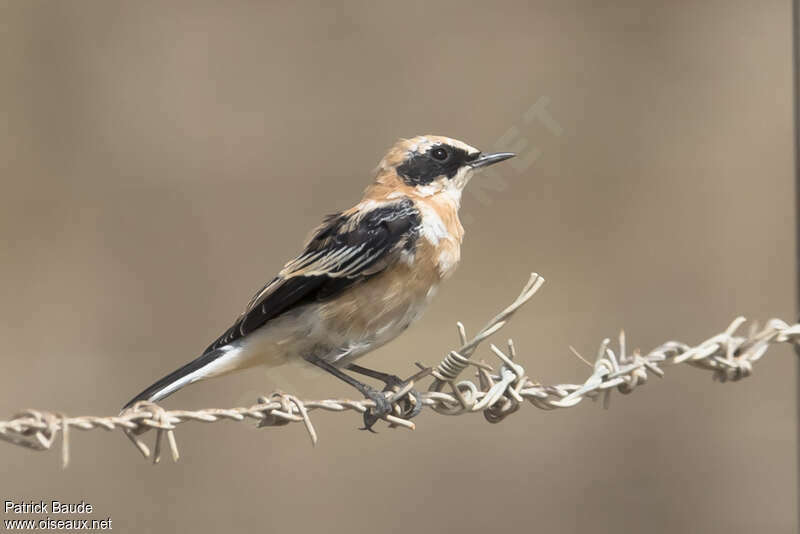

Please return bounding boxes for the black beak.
[469,152,516,169]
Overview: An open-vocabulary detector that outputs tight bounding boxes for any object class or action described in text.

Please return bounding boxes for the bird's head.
[373,135,515,199]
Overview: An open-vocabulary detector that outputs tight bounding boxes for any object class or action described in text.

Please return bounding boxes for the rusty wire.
[1,273,797,468]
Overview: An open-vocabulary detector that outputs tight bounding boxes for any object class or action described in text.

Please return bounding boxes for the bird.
[123,135,515,429]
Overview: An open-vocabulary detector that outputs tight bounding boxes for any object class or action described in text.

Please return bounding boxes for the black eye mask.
[396,145,472,186]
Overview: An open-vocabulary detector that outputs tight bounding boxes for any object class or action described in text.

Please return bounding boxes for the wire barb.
[0,273,797,467]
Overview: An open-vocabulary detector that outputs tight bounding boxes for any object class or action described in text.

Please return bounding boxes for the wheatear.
[124,135,514,428]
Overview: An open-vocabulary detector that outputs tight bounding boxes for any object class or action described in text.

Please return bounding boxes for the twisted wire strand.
[0,273,797,467]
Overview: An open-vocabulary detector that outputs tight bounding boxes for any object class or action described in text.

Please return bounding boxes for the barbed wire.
[1,273,797,468]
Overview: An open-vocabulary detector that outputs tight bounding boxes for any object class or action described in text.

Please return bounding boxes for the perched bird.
[123,135,514,428]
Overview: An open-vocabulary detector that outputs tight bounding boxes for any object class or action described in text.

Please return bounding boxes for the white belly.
[217,278,438,375]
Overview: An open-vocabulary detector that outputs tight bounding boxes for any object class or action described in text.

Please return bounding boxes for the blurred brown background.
[0,1,796,532]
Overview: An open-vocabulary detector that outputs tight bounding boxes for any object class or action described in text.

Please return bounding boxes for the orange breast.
[320,179,464,340]
[316,256,440,339]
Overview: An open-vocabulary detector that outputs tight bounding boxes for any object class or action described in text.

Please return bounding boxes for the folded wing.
[202,197,421,354]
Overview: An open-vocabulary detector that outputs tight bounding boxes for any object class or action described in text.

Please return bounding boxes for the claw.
[360,388,392,431]
[361,385,424,432]
[355,369,429,431]
[404,389,424,418]
[386,386,423,420]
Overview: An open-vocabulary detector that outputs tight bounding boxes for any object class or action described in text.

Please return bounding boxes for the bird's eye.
[431,147,449,161]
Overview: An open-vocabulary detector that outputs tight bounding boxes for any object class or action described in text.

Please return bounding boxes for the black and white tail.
[122,347,235,409]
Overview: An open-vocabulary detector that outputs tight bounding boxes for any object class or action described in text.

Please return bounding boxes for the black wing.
[202,198,421,354]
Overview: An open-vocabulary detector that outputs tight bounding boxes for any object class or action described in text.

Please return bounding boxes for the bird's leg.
[346,363,424,420]
[304,356,391,431]
[346,363,403,387]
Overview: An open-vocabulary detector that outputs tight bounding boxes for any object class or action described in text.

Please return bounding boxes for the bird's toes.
[360,389,392,432]
[403,388,424,419]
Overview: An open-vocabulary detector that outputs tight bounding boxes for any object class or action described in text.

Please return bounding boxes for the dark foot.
[385,384,423,420]
[365,382,424,431]
[346,364,432,430]
[360,388,392,432]
[382,366,432,421]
